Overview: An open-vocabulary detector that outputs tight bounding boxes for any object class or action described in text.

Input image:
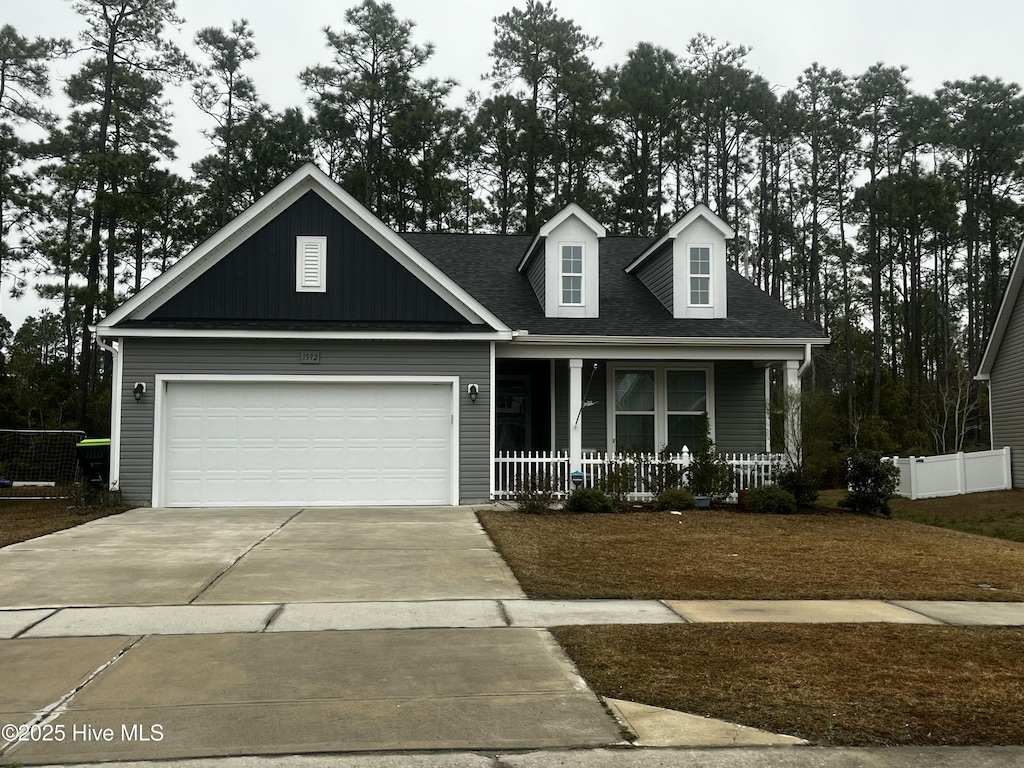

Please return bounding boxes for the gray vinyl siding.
[636,250,673,314]
[714,361,767,453]
[990,290,1024,487]
[118,338,491,505]
[553,360,607,452]
[554,360,765,454]
[527,252,545,308]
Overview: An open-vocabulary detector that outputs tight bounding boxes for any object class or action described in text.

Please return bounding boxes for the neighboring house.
[977,240,1024,487]
[95,163,828,507]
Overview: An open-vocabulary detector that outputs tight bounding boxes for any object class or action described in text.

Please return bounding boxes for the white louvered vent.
[295,236,327,292]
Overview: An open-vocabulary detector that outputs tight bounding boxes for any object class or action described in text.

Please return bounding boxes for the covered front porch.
[490,342,809,498]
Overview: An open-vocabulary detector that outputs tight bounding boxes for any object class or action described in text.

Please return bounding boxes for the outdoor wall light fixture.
[467,383,479,403]
[133,382,146,402]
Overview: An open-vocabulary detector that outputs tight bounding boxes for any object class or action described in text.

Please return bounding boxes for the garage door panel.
[161,381,454,507]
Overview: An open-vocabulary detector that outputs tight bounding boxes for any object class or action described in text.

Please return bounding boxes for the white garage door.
[159,380,455,507]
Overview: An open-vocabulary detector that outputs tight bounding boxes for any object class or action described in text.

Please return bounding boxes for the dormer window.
[689,246,711,306]
[521,203,605,319]
[561,244,584,305]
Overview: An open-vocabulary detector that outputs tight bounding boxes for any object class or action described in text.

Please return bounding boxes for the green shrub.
[565,487,614,514]
[685,412,734,501]
[599,456,637,501]
[642,445,686,496]
[840,449,900,517]
[746,484,798,514]
[654,488,696,511]
[511,473,558,514]
[776,466,820,508]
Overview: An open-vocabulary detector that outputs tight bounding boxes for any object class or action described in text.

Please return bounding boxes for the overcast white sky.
[4,0,1024,333]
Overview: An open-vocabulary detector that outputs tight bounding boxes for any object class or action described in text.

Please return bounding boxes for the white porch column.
[569,358,583,474]
[783,359,802,464]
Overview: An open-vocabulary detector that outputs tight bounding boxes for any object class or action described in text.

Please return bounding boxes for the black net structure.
[0,429,86,485]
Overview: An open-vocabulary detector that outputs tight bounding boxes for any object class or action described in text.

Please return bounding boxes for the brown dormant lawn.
[480,502,1024,746]
[0,497,128,548]
[552,623,1024,746]
[476,508,1024,601]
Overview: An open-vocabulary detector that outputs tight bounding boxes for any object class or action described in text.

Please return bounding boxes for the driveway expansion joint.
[187,509,305,604]
[0,635,142,758]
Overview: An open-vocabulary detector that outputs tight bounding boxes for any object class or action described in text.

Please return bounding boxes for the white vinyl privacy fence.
[892,447,1012,500]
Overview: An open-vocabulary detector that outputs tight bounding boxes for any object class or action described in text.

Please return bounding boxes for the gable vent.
[296,236,327,292]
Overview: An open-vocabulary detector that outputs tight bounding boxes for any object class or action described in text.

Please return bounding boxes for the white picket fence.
[892,447,1012,500]
[493,449,780,499]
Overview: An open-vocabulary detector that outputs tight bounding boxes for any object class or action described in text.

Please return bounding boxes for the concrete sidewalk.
[4,598,1024,638]
[10,746,1024,768]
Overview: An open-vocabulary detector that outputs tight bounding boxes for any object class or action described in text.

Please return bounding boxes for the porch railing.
[493,449,782,500]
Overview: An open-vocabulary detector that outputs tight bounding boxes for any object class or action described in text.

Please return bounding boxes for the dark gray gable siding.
[527,249,545,308]
[150,190,468,325]
[635,246,673,314]
[118,338,491,504]
[990,288,1024,487]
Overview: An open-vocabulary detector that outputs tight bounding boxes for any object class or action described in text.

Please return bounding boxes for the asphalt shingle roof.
[403,233,826,340]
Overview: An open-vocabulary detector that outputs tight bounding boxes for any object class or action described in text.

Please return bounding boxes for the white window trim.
[296,235,327,293]
[688,244,712,307]
[607,364,715,453]
[559,242,585,306]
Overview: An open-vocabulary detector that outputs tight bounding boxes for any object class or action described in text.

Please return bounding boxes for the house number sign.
[300,352,320,364]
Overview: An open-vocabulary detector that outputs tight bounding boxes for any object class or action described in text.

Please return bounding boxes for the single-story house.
[977,239,1024,487]
[95,163,829,507]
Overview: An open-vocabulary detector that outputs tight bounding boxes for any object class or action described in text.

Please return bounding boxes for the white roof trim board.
[624,203,735,274]
[98,163,510,334]
[516,203,607,272]
[978,239,1024,377]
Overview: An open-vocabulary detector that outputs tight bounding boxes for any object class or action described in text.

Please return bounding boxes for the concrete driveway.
[0,507,620,764]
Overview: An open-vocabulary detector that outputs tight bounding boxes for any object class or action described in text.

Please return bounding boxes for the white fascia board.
[625,204,735,274]
[538,203,607,238]
[978,239,1024,376]
[516,234,543,272]
[625,232,672,273]
[505,334,831,346]
[496,339,829,362]
[95,327,513,342]
[667,203,735,240]
[99,163,510,333]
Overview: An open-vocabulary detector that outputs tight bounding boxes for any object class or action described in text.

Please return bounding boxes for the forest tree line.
[1,0,1022,481]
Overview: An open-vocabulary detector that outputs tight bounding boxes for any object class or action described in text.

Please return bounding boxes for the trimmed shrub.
[511,473,558,514]
[840,449,900,517]
[745,484,798,515]
[776,466,820,508]
[643,445,686,496]
[685,412,735,502]
[565,487,614,514]
[654,488,696,511]
[599,457,637,502]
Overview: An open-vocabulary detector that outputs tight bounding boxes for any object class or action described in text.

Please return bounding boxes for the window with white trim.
[667,369,707,452]
[296,236,327,293]
[689,245,711,306]
[613,367,708,454]
[560,243,584,305]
